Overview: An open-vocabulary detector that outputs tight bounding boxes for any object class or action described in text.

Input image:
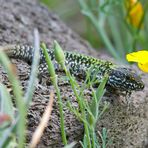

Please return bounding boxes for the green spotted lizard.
[0,44,145,93]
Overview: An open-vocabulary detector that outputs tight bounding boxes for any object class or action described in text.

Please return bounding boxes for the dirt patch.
[0,0,148,147]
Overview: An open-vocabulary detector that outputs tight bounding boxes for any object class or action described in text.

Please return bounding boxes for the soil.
[0,0,148,147]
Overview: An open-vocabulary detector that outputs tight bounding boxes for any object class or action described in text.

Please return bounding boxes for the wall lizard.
[0,44,145,94]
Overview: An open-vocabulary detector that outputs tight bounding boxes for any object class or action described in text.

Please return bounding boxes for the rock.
[0,0,148,147]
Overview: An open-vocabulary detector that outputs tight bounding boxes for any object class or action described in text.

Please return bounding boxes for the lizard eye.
[131,77,135,80]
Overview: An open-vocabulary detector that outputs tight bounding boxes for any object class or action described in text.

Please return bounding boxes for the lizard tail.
[0,44,16,56]
[0,44,34,64]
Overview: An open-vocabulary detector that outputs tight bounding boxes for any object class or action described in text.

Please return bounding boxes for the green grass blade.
[64,142,77,148]
[89,75,108,120]
[0,117,18,147]
[24,29,40,107]
[0,51,26,148]
[0,84,14,119]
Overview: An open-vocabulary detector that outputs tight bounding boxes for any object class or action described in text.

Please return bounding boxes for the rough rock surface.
[0,0,148,147]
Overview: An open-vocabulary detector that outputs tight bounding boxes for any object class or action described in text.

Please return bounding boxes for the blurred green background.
[40,0,100,47]
[40,0,148,62]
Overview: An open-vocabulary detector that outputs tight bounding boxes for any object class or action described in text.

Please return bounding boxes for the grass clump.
[45,40,111,147]
[0,38,111,147]
[0,29,40,148]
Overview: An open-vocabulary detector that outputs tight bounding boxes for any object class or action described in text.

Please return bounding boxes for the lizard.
[0,44,145,94]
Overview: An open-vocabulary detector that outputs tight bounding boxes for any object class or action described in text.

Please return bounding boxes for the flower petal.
[126,0,144,28]
[138,63,148,73]
[126,50,148,64]
[129,1,144,27]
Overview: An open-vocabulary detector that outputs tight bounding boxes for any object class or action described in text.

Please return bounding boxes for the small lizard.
[0,44,145,93]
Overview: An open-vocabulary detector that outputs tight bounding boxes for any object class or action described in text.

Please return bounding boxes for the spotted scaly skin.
[1,44,145,92]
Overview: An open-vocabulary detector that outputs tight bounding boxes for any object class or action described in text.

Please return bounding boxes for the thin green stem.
[91,15,120,60]
[63,66,91,148]
[54,81,67,145]
[108,17,124,58]
[91,128,96,148]
[84,124,91,148]
[79,0,120,60]
[41,44,67,145]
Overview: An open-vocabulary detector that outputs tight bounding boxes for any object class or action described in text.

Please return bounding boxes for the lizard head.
[108,67,144,91]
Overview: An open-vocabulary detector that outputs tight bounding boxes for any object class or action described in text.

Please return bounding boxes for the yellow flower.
[125,0,144,28]
[126,50,148,72]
